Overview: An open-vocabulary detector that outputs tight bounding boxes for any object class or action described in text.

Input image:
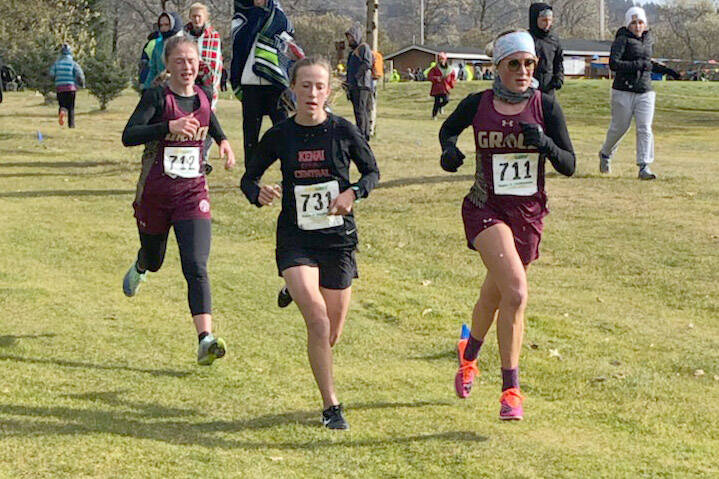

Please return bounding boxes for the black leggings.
[240,85,287,164]
[432,94,449,118]
[136,219,212,316]
[57,91,76,128]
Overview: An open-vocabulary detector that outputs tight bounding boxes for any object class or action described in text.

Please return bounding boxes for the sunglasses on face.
[507,58,537,72]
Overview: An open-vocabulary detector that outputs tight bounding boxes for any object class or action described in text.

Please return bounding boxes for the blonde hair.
[189,2,209,18]
[163,35,199,65]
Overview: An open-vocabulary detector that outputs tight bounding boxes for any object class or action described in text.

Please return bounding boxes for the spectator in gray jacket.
[345,23,373,140]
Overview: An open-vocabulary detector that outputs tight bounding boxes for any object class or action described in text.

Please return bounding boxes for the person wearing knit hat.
[528,2,564,96]
[598,6,679,180]
[49,43,85,128]
[438,29,576,421]
[427,52,456,119]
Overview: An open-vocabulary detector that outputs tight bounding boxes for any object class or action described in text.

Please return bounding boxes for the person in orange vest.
[427,52,456,119]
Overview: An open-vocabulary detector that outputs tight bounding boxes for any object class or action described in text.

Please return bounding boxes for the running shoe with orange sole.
[499,387,525,420]
[58,108,67,126]
[454,339,479,398]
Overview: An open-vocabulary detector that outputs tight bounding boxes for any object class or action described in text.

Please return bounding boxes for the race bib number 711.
[492,152,539,196]
[294,180,344,231]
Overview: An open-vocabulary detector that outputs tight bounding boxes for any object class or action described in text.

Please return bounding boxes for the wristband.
[351,185,361,202]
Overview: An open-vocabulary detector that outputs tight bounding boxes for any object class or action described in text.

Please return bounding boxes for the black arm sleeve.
[208,111,227,144]
[553,43,564,86]
[343,121,380,199]
[122,88,169,146]
[651,61,676,76]
[541,94,575,177]
[240,127,280,207]
[439,92,482,151]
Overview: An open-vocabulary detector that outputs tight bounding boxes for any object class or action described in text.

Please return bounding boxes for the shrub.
[84,50,128,110]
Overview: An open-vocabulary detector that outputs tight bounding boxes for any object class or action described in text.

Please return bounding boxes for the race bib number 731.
[163,146,202,179]
[294,180,344,231]
[492,152,539,196]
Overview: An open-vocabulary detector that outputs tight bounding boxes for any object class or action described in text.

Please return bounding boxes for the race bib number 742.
[163,146,202,179]
[294,180,344,231]
[492,152,539,196]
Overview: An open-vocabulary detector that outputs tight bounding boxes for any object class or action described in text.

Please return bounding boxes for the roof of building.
[385,39,614,61]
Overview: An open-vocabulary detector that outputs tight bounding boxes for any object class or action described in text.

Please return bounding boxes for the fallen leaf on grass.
[694,369,705,377]
[421,280,432,287]
[421,308,432,316]
[610,360,621,366]
[269,457,283,462]
[530,343,539,350]
[612,372,626,379]
[596,297,604,303]
[592,376,607,383]
[549,348,561,359]
[688,323,695,329]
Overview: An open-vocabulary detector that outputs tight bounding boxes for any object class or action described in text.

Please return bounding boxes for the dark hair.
[163,36,199,64]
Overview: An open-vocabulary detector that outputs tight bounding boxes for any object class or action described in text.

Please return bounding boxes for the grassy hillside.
[0,80,717,478]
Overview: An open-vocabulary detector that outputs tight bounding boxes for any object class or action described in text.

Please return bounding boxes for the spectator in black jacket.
[598,6,679,180]
[529,3,563,95]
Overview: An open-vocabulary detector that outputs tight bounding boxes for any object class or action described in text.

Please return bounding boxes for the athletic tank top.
[469,89,548,221]
[147,85,211,185]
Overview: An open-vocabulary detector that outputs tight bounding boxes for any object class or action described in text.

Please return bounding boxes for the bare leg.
[470,274,500,341]
[320,287,352,347]
[283,266,338,409]
[192,314,212,335]
[473,223,528,369]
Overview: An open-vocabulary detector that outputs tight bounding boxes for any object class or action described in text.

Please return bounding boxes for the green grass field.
[0,80,717,478]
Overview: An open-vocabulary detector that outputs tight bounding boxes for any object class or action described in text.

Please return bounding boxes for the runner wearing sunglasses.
[438,30,575,420]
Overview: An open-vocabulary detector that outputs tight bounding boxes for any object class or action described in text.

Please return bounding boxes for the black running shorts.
[276,247,358,290]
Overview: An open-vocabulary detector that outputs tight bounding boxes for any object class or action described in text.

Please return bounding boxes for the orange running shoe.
[58,108,67,126]
[454,339,479,398]
[499,388,525,420]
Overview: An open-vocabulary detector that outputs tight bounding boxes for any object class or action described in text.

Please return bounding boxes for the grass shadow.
[0,189,134,198]
[0,398,485,450]
[0,353,191,378]
[0,333,56,348]
[1,160,120,168]
[377,174,474,190]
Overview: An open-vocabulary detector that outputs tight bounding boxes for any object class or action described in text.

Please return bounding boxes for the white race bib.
[294,180,344,231]
[163,146,202,179]
[492,152,539,196]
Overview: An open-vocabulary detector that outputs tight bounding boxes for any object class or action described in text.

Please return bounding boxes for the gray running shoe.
[599,152,611,174]
[197,334,227,365]
[638,166,657,180]
[123,261,147,297]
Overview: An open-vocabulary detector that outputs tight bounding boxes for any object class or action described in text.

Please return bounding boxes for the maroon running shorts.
[461,197,544,265]
[134,181,211,234]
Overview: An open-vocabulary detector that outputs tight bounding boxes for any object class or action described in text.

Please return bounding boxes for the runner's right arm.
[240,126,281,207]
[439,92,483,151]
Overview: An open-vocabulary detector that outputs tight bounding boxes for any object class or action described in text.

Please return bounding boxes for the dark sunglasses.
[507,58,537,72]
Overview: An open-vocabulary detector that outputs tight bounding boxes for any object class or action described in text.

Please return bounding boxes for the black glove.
[440,146,465,173]
[552,78,563,91]
[520,122,551,152]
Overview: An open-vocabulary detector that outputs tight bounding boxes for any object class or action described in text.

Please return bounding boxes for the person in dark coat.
[598,6,679,180]
[528,3,563,95]
[344,22,373,141]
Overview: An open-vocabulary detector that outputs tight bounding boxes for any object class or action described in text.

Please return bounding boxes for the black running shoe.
[322,404,349,430]
[277,285,293,308]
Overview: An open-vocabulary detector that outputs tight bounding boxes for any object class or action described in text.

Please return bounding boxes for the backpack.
[371,50,384,79]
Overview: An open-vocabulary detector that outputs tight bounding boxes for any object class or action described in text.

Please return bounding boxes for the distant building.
[384,39,613,79]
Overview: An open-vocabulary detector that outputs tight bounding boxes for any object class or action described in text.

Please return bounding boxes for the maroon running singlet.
[134,85,212,234]
[462,89,547,264]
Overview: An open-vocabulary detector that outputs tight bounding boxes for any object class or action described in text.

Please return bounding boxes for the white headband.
[493,31,536,65]
[625,7,647,28]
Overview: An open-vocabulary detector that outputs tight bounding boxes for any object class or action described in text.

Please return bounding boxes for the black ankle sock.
[501,368,519,391]
[198,332,210,343]
[135,263,146,274]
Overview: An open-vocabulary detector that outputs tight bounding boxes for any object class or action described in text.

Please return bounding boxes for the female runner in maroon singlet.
[439,30,575,420]
[121,36,236,366]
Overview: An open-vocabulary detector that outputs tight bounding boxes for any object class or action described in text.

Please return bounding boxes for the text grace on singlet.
[476,131,533,150]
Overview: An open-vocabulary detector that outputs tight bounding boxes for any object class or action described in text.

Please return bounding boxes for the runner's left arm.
[539,94,575,177]
[344,122,380,199]
[240,127,281,206]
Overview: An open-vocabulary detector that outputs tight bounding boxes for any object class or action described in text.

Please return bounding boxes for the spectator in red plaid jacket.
[184,3,223,111]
